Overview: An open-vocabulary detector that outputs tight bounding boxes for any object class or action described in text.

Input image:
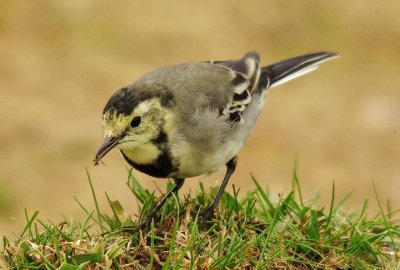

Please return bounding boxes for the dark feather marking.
[233,90,249,102]
[229,111,242,122]
[103,87,135,115]
[103,84,175,116]
[230,74,248,92]
[121,128,177,178]
[229,104,245,112]
[121,149,177,178]
[151,130,168,145]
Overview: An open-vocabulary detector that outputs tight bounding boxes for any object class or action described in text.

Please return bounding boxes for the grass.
[1,168,400,269]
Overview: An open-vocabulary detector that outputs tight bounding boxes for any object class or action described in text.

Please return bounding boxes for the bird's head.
[94,86,174,165]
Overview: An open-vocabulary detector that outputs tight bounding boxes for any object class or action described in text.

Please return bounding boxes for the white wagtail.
[94,51,337,227]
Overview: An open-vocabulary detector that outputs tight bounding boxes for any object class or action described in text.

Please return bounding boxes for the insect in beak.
[93,136,121,165]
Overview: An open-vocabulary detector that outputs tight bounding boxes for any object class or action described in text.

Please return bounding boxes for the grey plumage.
[94,51,338,227]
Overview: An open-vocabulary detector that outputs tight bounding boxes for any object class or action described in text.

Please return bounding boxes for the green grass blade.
[291,156,304,208]
[85,167,104,233]
[20,209,40,239]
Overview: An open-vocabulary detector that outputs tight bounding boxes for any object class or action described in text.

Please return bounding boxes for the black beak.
[93,136,121,165]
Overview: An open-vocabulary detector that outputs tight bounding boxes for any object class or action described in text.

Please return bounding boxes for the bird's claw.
[139,211,159,231]
[198,206,215,225]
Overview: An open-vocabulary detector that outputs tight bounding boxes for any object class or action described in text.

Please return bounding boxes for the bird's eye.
[130,116,141,128]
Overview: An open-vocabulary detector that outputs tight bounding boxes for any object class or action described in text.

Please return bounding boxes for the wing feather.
[211,52,261,122]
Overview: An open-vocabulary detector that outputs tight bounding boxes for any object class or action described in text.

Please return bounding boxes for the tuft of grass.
[1,170,400,269]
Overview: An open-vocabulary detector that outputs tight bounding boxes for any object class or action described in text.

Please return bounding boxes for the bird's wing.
[208,51,261,122]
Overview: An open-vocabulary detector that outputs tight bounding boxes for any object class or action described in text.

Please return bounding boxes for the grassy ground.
[1,169,400,269]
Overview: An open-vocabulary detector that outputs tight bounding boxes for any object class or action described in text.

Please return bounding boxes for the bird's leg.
[199,156,238,223]
[139,178,185,229]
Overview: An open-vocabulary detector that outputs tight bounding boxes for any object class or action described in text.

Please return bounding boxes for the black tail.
[258,52,337,90]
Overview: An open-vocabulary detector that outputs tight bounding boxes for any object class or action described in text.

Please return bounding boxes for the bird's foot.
[198,206,215,225]
[138,211,159,231]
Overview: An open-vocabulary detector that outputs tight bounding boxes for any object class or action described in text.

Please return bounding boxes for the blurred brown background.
[1,1,399,236]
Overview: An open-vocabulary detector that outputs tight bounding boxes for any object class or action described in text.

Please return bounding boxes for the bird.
[94,51,337,228]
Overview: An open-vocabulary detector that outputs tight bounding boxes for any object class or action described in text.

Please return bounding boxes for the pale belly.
[171,90,268,178]
[172,139,244,178]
